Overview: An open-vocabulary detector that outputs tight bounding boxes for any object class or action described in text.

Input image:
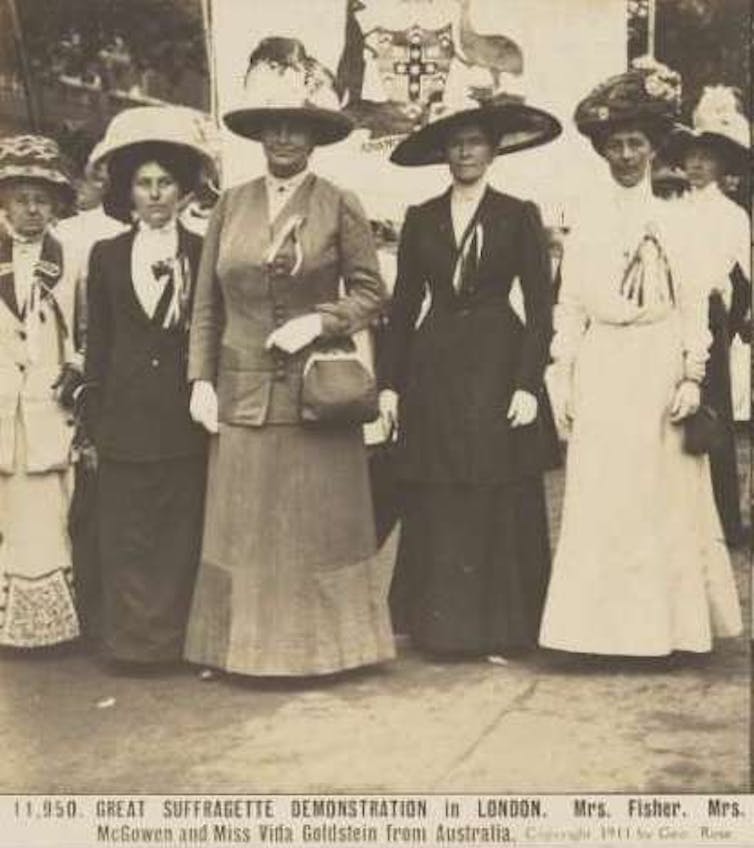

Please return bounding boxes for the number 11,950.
[14,798,78,819]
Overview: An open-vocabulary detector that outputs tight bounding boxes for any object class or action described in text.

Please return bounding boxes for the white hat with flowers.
[667,86,749,172]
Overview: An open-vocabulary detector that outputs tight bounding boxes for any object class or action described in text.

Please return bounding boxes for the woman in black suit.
[84,107,211,669]
[381,96,561,658]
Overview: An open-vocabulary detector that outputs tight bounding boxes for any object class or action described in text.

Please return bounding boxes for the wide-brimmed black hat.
[665,86,749,173]
[390,92,561,167]
[224,37,353,146]
[575,57,682,145]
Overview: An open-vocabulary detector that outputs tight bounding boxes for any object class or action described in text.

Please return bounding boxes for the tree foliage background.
[629,0,750,120]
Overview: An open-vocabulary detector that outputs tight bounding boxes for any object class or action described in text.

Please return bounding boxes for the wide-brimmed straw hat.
[575,56,682,147]
[666,86,749,172]
[91,105,215,175]
[0,134,74,202]
[224,37,353,145]
[91,105,215,220]
[389,91,561,167]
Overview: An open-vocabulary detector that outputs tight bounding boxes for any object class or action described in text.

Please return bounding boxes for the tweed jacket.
[84,224,206,461]
[188,174,386,426]
[380,187,553,484]
[0,229,78,474]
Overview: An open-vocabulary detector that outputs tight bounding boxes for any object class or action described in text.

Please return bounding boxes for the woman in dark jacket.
[381,95,561,657]
[84,107,212,669]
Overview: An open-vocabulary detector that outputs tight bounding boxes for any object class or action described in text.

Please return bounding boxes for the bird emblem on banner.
[335,0,523,139]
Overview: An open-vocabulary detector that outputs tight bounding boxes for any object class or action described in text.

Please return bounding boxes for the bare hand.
[670,380,701,422]
[507,389,538,428]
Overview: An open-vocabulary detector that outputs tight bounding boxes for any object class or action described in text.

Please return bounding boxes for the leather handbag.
[300,333,379,426]
[682,404,725,456]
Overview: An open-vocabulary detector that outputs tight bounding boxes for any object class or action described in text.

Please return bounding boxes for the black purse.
[300,334,379,426]
[682,404,726,456]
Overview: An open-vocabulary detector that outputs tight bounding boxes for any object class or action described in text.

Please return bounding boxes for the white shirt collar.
[266,169,310,196]
[688,181,724,204]
[136,217,179,240]
[451,178,488,206]
[611,170,654,209]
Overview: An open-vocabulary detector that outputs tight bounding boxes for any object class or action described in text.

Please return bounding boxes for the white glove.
[507,389,538,428]
[670,379,701,422]
[265,314,323,354]
[190,380,219,434]
[379,388,399,438]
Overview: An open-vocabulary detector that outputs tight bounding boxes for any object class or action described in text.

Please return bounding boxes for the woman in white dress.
[539,60,742,657]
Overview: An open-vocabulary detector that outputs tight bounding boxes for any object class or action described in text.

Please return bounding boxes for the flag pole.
[647,0,657,58]
[6,0,39,130]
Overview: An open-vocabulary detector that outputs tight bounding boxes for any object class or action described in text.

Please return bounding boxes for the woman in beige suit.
[0,136,81,648]
[185,38,395,676]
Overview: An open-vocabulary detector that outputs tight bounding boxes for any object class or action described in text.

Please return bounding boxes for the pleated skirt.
[184,424,395,676]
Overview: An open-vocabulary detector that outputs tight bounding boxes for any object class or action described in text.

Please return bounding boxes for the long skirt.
[98,455,205,663]
[704,294,743,545]
[184,424,395,676]
[390,478,551,655]
[68,462,101,641]
[0,420,78,648]
[539,317,742,656]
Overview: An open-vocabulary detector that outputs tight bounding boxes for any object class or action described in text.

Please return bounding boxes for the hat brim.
[665,126,749,171]
[223,107,354,145]
[389,104,562,167]
[0,167,74,203]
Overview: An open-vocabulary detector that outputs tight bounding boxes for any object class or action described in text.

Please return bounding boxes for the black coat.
[380,187,553,484]
[84,224,206,462]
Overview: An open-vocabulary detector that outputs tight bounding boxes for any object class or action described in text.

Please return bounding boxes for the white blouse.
[131,219,178,319]
[12,238,42,312]
[681,182,750,304]
[551,172,712,383]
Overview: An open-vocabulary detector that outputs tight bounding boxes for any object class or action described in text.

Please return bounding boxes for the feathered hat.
[0,135,74,202]
[666,86,749,172]
[389,89,561,167]
[574,56,682,148]
[224,37,353,145]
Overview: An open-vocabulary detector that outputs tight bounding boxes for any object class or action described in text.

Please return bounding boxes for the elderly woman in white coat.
[0,136,81,648]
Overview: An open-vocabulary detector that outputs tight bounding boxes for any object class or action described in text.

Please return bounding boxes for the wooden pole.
[6,0,39,130]
[647,0,657,58]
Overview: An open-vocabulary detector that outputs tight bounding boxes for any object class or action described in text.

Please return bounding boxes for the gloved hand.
[190,380,219,434]
[51,363,84,411]
[507,389,538,428]
[670,379,701,422]
[265,314,323,354]
[378,389,399,438]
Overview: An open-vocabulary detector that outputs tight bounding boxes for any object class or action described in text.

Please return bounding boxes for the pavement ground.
[0,437,749,794]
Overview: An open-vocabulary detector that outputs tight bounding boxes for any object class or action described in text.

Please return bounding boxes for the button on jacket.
[84,224,205,461]
[188,174,386,426]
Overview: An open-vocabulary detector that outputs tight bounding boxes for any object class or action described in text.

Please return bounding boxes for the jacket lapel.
[0,233,21,320]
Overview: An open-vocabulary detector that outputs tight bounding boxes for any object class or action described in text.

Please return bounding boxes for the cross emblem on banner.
[393,27,438,102]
